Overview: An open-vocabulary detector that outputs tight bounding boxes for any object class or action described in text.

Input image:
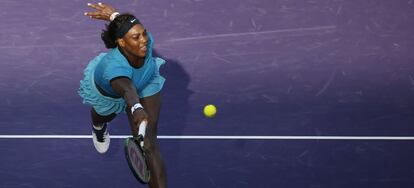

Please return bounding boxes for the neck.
[127,55,145,68]
[119,48,145,68]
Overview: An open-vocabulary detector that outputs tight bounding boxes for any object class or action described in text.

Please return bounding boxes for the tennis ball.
[203,104,217,118]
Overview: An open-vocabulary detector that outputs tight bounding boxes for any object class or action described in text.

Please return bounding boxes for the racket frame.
[124,121,150,183]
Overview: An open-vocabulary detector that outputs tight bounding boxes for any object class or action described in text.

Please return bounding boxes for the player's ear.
[117,38,125,48]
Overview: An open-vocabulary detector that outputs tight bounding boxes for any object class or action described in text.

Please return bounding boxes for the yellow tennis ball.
[203,104,217,118]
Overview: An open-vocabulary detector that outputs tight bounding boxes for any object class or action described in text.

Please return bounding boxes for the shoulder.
[101,48,129,67]
[104,48,124,61]
[154,57,166,66]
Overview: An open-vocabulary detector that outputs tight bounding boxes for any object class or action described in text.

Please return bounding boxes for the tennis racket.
[124,121,150,183]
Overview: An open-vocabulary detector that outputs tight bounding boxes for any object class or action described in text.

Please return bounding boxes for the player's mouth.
[139,45,147,52]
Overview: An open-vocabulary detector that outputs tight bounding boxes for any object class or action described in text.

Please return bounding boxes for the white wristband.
[130,103,143,114]
[110,12,120,21]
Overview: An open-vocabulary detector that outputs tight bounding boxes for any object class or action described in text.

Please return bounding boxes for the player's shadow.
[154,50,193,174]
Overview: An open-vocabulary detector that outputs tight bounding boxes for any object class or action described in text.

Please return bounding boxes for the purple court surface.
[1,0,414,187]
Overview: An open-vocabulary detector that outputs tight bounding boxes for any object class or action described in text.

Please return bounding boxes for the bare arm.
[111,77,140,107]
[111,77,148,137]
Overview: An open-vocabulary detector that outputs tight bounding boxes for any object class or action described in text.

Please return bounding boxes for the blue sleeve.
[103,63,133,82]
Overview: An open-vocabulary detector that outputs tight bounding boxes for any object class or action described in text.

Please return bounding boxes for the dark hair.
[101,13,136,49]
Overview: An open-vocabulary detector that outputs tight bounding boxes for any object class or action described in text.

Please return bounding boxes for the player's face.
[122,24,148,58]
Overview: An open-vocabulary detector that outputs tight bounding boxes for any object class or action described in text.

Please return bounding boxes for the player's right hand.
[132,108,148,130]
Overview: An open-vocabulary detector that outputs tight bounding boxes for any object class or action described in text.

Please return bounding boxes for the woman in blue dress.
[80,3,166,187]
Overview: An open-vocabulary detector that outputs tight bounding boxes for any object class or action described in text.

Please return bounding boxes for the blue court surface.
[1,0,414,187]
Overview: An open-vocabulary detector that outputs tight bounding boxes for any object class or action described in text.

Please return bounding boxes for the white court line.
[0,135,413,140]
[167,25,337,42]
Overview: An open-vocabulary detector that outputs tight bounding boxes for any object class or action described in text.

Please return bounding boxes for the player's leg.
[91,107,117,153]
[127,92,166,188]
[90,107,117,126]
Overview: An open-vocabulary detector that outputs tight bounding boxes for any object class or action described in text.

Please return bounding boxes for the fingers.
[97,2,108,9]
[87,2,103,11]
[96,2,117,12]
[84,12,107,20]
[84,3,105,19]
[86,2,116,12]
[85,2,117,21]
[134,110,149,124]
[84,11,102,17]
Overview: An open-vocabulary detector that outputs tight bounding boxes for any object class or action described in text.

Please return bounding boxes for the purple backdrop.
[0,0,413,187]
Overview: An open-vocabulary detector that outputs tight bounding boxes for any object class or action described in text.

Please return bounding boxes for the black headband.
[116,17,141,39]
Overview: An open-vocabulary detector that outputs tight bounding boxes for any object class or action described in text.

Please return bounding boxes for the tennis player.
[79,3,167,187]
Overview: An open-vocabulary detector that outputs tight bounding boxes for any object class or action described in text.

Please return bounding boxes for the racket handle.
[138,121,147,147]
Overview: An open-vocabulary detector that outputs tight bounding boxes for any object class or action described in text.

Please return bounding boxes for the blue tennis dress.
[78,33,165,116]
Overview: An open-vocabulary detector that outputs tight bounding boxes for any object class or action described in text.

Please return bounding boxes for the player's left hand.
[84,2,117,21]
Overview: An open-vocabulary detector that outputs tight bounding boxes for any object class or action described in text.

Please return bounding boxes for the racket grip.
[138,121,147,147]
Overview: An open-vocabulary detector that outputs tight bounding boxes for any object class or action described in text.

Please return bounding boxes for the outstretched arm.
[84,2,117,21]
[111,77,148,137]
